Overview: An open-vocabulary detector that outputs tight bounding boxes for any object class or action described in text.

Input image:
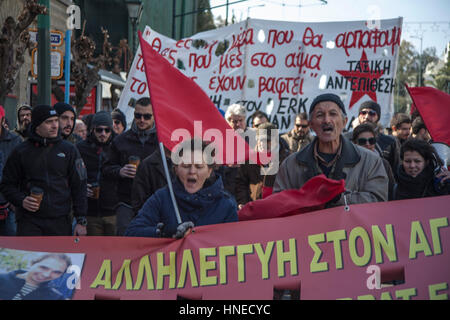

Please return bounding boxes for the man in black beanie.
[0,105,88,236]
[274,93,388,206]
[103,97,158,236]
[54,102,79,144]
[77,111,117,236]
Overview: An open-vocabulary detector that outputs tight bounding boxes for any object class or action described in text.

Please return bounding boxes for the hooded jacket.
[53,102,79,144]
[125,175,238,238]
[273,135,388,206]
[0,129,87,220]
[76,132,117,217]
[14,105,32,140]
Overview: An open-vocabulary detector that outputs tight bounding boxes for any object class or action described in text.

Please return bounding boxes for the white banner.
[118,18,402,132]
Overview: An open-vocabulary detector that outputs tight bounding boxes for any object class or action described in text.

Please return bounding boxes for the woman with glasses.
[352,123,396,200]
[125,139,238,239]
[111,108,127,135]
[393,138,450,200]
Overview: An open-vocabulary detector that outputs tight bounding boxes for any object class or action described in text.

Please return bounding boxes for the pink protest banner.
[0,196,449,300]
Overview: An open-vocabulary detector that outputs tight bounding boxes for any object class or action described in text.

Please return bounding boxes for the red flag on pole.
[406,84,450,146]
[137,31,255,164]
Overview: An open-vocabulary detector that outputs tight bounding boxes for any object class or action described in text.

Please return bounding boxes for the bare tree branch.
[0,0,46,104]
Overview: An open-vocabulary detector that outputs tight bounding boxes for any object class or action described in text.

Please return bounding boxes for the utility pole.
[225,0,229,26]
[412,34,423,87]
[37,0,51,105]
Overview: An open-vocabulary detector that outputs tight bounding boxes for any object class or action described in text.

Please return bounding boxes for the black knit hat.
[111,108,127,130]
[359,100,381,121]
[31,105,58,131]
[53,102,76,117]
[309,93,346,116]
[92,111,113,129]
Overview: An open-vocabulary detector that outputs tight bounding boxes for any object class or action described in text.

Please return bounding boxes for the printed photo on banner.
[0,248,85,300]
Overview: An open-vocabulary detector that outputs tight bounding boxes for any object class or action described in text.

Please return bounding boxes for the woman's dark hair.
[400,138,442,166]
[352,123,376,142]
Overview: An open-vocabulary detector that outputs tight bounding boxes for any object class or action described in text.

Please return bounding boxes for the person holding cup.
[0,105,88,236]
[102,97,159,236]
[77,111,117,236]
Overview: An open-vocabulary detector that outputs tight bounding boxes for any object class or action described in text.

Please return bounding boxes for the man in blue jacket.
[0,105,23,236]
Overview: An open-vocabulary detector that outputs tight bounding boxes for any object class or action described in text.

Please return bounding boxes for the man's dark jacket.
[0,129,22,203]
[0,131,87,220]
[0,129,22,162]
[131,148,174,214]
[76,133,117,217]
[376,132,400,173]
[102,126,158,205]
[0,270,64,300]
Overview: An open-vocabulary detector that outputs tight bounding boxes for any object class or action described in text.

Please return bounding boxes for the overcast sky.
[210,0,450,56]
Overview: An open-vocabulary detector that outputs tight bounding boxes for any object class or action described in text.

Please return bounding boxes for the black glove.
[155,222,166,238]
[173,221,195,239]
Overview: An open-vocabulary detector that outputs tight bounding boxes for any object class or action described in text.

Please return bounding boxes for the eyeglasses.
[359,110,377,117]
[113,120,122,125]
[295,124,309,128]
[95,127,111,133]
[134,113,153,120]
[357,137,376,145]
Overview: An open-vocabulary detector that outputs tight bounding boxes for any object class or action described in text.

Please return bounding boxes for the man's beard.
[62,126,72,137]
[20,121,31,131]
[95,135,110,146]
[294,130,306,140]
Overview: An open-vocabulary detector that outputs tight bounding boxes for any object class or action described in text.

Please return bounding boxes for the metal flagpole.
[64,30,71,104]
[159,142,182,224]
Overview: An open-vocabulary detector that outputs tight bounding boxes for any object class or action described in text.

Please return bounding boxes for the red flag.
[238,175,345,221]
[406,84,450,146]
[138,32,255,164]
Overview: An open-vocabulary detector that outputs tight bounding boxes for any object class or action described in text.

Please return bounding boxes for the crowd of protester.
[0,93,449,239]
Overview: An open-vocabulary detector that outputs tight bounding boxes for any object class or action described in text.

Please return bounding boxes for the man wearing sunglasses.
[77,111,118,236]
[102,97,158,236]
[346,100,400,174]
[280,113,314,154]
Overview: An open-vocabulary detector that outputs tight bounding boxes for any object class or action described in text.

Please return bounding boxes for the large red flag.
[138,31,255,164]
[405,84,450,146]
[238,175,345,221]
